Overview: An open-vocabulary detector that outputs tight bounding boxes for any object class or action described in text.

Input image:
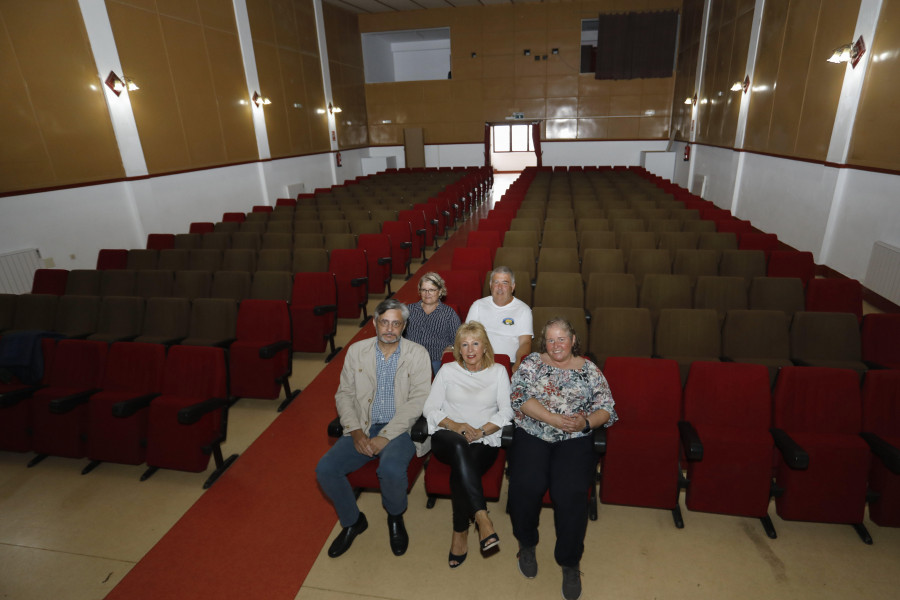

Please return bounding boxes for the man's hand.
[351,429,373,456]
[368,436,388,455]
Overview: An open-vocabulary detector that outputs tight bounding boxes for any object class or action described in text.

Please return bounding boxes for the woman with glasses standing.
[405,272,461,375]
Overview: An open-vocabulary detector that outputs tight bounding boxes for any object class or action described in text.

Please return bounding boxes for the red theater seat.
[771,367,871,543]
[229,300,298,411]
[85,342,166,472]
[680,361,776,537]
[861,370,900,528]
[600,357,685,527]
[29,339,109,465]
[144,345,237,487]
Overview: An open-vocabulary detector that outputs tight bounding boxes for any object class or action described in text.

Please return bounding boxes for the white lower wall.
[0,152,349,270]
[673,141,900,288]
[4,139,897,290]
[542,140,670,168]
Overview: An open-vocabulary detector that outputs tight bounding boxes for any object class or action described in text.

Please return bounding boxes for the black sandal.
[479,532,500,552]
[449,551,467,568]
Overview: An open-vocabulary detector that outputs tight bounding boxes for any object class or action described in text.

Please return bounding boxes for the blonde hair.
[452,321,495,369]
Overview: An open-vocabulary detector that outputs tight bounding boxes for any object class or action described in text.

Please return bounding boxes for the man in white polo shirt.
[465,266,533,372]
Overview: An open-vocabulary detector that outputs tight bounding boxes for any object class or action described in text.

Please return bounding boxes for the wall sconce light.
[471,52,477,58]
[730,81,743,92]
[252,91,271,107]
[523,49,531,56]
[551,48,559,55]
[105,71,138,96]
[828,37,866,67]
[684,97,693,105]
[828,44,853,63]
[316,108,327,114]
[684,93,698,106]
[328,102,342,114]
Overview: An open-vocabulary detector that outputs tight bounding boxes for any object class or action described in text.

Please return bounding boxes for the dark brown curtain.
[531,122,542,168]
[484,123,491,170]
[595,10,678,80]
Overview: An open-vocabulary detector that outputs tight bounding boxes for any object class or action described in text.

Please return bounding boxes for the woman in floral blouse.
[507,317,617,600]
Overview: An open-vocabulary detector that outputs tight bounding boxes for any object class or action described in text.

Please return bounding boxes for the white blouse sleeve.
[422,364,448,434]
[487,365,514,429]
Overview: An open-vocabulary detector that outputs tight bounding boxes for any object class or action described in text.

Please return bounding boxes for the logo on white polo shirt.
[502,318,515,326]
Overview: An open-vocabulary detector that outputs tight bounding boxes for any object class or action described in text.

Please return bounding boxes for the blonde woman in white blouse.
[423,321,514,568]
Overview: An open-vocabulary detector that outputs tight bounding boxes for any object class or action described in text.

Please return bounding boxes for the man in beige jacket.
[316,298,431,558]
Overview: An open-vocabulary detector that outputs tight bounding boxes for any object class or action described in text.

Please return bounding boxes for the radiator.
[0,248,43,294]
[865,241,900,305]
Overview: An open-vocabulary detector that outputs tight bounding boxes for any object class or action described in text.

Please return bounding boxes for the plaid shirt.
[372,341,401,424]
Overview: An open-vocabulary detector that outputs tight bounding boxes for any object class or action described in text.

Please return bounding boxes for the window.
[492,125,534,153]
[361,28,451,83]
[580,19,598,74]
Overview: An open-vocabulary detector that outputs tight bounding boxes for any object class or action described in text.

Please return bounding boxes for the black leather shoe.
[387,514,409,556]
[327,512,368,558]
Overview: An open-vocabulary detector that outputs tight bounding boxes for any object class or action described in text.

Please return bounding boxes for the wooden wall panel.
[0,0,123,193]
[794,0,858,159]
[323,2,368,149]
[359,0,680,146]
[849,0,900,170]
[247,0,331,157]
[671,0,703,141]
[742,0,787,153]
[692,0,753,148]
[107,0,257,174]
[743,0,858,160]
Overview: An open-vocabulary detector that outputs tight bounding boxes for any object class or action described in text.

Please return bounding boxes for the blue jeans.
[316,422,416,527]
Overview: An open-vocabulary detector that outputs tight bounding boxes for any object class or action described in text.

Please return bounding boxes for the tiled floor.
[2,173,898,600]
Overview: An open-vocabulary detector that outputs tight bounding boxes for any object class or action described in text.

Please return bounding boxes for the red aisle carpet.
[106,207,481,600]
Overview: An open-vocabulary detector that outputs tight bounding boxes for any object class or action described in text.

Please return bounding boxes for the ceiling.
[323,0,543,15]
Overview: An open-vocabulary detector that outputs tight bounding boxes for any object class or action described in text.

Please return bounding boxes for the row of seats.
[7,270,365,355]
[334,355,900,539]
[0,339,244,486]
[600,358,900,538]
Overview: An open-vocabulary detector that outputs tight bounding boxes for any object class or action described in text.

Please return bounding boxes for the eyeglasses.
[419,288,439,294]
[377,319,404,329]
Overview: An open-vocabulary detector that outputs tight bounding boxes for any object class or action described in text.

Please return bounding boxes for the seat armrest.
[112,393,160,418]
[678,420,703,461]
[313,304,338,316]
[327,416,343,438]
[790,359,813,367]
[592,426,607,455]
[376,256,392,266]
[862,360,888,370]
[410,415,429,443]
[860,432,900,475]
[259,340,291,359]
[399,241,412,249]
[350,276,368,288]
[178,397,235,425]
[770,428,809,469]
[64,332,92,340]
[50,388,101,413]
[212,338,236,349]
[0,385,43,407]
[500,424,515,447]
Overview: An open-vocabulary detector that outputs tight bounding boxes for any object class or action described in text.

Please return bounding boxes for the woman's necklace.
[462,361,481,375]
